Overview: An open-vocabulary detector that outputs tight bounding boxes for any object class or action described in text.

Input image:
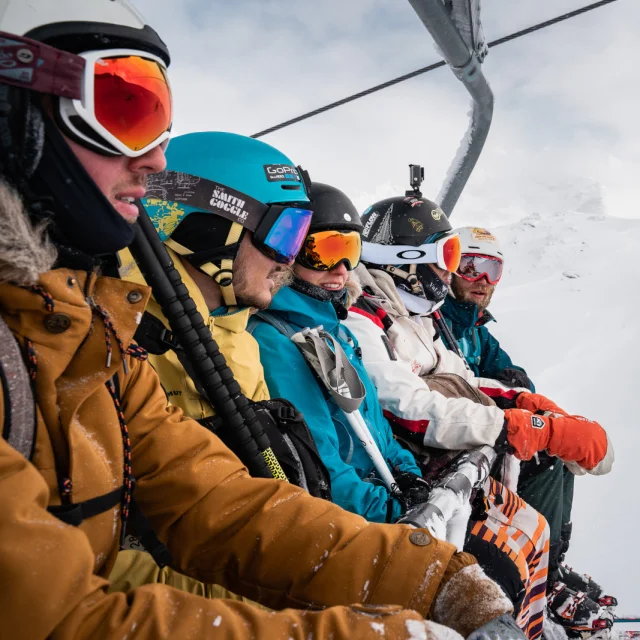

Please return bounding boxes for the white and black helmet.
[360,195,460,313]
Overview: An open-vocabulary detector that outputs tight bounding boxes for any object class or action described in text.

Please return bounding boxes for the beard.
[451,277,495,312]
[234,264,292,310]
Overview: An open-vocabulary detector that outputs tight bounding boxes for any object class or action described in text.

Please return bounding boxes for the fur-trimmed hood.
[0,181,56,285]
[354,264,409,317]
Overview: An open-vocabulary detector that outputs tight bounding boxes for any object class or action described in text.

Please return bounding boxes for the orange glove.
[515,392,568,416]
[504,408,610,472]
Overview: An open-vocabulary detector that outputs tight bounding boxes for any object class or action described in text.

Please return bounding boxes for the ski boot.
[547,582,614,639]
[557,565,618,611]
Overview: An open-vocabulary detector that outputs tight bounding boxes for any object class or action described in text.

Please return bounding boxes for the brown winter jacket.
[0,267,483,640]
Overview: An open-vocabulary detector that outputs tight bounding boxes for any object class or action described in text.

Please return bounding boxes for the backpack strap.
[247,311,297,339]
[134,311,180,356]
[0,314,36,460]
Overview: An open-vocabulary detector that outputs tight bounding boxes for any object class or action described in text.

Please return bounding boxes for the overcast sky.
[132,0,639,614]
[134,0,639,224]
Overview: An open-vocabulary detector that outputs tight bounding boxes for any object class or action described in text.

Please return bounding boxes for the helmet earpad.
[171,212,243,269]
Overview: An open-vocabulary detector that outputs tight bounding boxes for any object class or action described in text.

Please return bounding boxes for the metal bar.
[406,0,494,216]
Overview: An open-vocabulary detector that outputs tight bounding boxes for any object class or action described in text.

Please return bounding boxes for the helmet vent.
[280,184,301,190]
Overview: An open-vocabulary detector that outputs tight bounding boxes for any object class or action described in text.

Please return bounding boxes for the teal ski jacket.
[251,286,420,523]
[441,295,535,392]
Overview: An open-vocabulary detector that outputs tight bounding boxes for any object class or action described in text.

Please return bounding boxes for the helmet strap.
[166,223,243,308]
[382,264,424,296]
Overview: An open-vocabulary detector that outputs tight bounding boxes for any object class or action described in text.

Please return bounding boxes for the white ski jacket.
[345,266,528,451]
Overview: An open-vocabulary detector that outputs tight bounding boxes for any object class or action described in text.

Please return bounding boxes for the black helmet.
[295,182,363,271]
[360,195,460,309]
[308,182,363,233]
[360,195,451,248]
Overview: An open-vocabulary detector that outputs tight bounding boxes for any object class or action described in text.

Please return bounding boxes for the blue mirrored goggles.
[253,204,313,264]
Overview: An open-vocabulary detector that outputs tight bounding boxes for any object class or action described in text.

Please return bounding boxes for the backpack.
[135,311,332,501]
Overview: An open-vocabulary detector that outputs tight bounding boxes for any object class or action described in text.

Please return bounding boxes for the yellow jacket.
[0,268,474,640]
[118,246,269,418]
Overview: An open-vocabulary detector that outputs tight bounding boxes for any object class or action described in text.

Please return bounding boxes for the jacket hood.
[0,180,56,285]
[442,294,495,330]
[268,284,340,334]
[355,264,410,318]
[344,271,363,308]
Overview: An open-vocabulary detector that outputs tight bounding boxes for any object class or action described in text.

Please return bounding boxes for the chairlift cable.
[251,0,620,139]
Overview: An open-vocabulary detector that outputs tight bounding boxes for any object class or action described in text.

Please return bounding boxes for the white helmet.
[455,226,503,261]
[0,0,169,62]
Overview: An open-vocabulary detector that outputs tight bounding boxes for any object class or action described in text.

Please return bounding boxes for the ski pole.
[291,326,399,491]
[345,410,398,491]
[432,310,471,370]
[130,208,287,481]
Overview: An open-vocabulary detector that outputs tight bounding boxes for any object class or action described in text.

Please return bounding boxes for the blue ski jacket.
[441,295,535,391]
[251,286,420,523]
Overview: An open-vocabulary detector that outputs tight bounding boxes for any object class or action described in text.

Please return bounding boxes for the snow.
[370,621,385,635]
[474,191,640,613]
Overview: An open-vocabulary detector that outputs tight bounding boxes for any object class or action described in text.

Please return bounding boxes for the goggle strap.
[146,171,267,232]
[0,31,84,99]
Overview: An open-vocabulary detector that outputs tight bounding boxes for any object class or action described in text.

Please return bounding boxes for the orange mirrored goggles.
[296,230,362,271]
[95,55,172,152]
[59,49,172,157]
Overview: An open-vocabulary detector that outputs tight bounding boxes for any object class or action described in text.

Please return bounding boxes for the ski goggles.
[361,232,461,272]
[56,49,172,157]
[296,230,362,271]
[456,253,503,285]
[144,170,312,264]
[253,204,313,264]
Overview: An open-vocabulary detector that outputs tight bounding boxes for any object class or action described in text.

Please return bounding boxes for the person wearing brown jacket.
[0,2,525,639]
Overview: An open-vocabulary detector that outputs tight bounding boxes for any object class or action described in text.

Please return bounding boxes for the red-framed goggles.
[144,170,312,265]
[361,231,461,272]
[296,230,362,271]
[456,253,504,285]
[0,32,172,157]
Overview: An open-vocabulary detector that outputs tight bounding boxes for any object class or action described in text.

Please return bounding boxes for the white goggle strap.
[361,241,440,266]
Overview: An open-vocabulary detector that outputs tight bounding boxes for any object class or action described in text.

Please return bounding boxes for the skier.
[112,130,320,600]
[250,183,554,639]
[250,183,426,525]
[441,225,618,633]
[346,190,615,638]
[441,226,534,390]
[0,3,522,638]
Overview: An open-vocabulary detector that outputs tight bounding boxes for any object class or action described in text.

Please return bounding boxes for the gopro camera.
[406,164,424,196]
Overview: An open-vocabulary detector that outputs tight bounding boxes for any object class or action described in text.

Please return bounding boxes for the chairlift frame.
[406,0,494,216]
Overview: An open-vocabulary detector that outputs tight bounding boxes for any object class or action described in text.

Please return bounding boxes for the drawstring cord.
[19,283,148,538]
[106,377,133,540]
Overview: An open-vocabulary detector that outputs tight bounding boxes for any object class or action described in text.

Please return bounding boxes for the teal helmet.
[142,132,312,306]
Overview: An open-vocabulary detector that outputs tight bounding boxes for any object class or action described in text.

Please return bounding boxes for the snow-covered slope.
[486,197,640,614]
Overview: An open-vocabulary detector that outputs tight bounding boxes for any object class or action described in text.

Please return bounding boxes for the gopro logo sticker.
[264,164,301,182]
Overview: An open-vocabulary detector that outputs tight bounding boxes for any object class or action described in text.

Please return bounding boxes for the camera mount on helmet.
[406,164,425,197]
